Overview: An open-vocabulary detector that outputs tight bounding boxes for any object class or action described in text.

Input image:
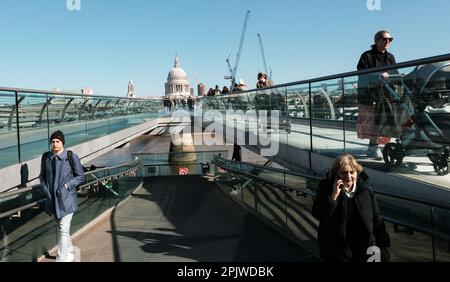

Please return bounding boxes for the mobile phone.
[335,176,344,190]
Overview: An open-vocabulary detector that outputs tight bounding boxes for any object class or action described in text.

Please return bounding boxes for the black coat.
[357,47,397,71]
[232,144,242,162]
[357,47,398,104]
[312,171,390,262]
[357,48,408,137]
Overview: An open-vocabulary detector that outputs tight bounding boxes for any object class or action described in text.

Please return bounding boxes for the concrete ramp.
[68,175,313,262]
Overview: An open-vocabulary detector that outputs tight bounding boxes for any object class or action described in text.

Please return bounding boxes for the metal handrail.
[200,53,450,96]
[218,157,322,181]
[83,159,140,176]
[214,156,450,211]
[134,150,229,156]
[0,87,164,101]
[2,54,448,101]
[80,163,141,189]
[382,215,450,242]
[0,199,46,220]
[214,157,317,197]
[213,157,450,243]
[0,159,140,200]
[0,187,35,200]
[0,160,142,219]
[144,162,213,166]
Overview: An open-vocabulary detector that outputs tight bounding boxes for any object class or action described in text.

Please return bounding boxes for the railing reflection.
[0,89,164,169]
[199,54,450,178]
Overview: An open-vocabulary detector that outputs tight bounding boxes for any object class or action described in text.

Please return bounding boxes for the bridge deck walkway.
[42,175,313,262]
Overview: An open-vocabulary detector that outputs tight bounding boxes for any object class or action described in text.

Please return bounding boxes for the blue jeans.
[56,213,74,262]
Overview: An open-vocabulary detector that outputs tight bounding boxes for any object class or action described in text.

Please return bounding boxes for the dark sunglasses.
[380,37,394,42]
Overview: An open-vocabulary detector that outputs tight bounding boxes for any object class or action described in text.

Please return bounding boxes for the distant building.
[197,83,206,96]
[82,87,93,95]
[165,54,191,99]
[127,80,135,98]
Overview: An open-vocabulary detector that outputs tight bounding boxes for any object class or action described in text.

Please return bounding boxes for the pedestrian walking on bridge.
[40,130,85,262]
[312,154,391,262]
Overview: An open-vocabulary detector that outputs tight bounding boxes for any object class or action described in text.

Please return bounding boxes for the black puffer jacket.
[312,171,390,262]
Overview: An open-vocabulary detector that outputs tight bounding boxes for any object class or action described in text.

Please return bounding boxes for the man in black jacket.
[357,30,399,159]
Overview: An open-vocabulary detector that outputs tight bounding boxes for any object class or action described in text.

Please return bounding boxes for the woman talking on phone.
[312,154,391,262]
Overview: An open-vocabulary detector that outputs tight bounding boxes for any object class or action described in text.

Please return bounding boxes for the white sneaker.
[65,246,80,262]
[56,251,74,262]
[66,251,75,262]
[73,246,81,262]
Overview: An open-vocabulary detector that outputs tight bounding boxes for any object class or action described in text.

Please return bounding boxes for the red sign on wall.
[179,167,189,175]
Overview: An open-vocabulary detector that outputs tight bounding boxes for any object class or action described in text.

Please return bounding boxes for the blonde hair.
[329,154,363,179]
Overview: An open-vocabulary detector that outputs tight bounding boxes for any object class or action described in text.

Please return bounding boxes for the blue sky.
[1,0,449,97]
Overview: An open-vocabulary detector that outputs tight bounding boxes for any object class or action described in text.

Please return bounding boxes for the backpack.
[41,150,77,177]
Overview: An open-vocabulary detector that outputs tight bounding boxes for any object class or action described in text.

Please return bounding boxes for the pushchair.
[379,61,450,175]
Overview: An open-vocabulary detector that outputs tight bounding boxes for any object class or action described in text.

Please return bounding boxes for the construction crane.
[257,33,272,80]
[225,10,250,91]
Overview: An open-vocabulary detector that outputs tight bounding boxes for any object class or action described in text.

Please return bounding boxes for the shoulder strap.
[67,150,75,176]
[41,151,50,178]
[42,151,50,161]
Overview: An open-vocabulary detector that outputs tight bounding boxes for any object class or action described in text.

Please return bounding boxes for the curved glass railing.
[213,155,450,261]
[199,54,450,185]
[0,89,165,169]
[132,150,228,177]
[0,159,141,261]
